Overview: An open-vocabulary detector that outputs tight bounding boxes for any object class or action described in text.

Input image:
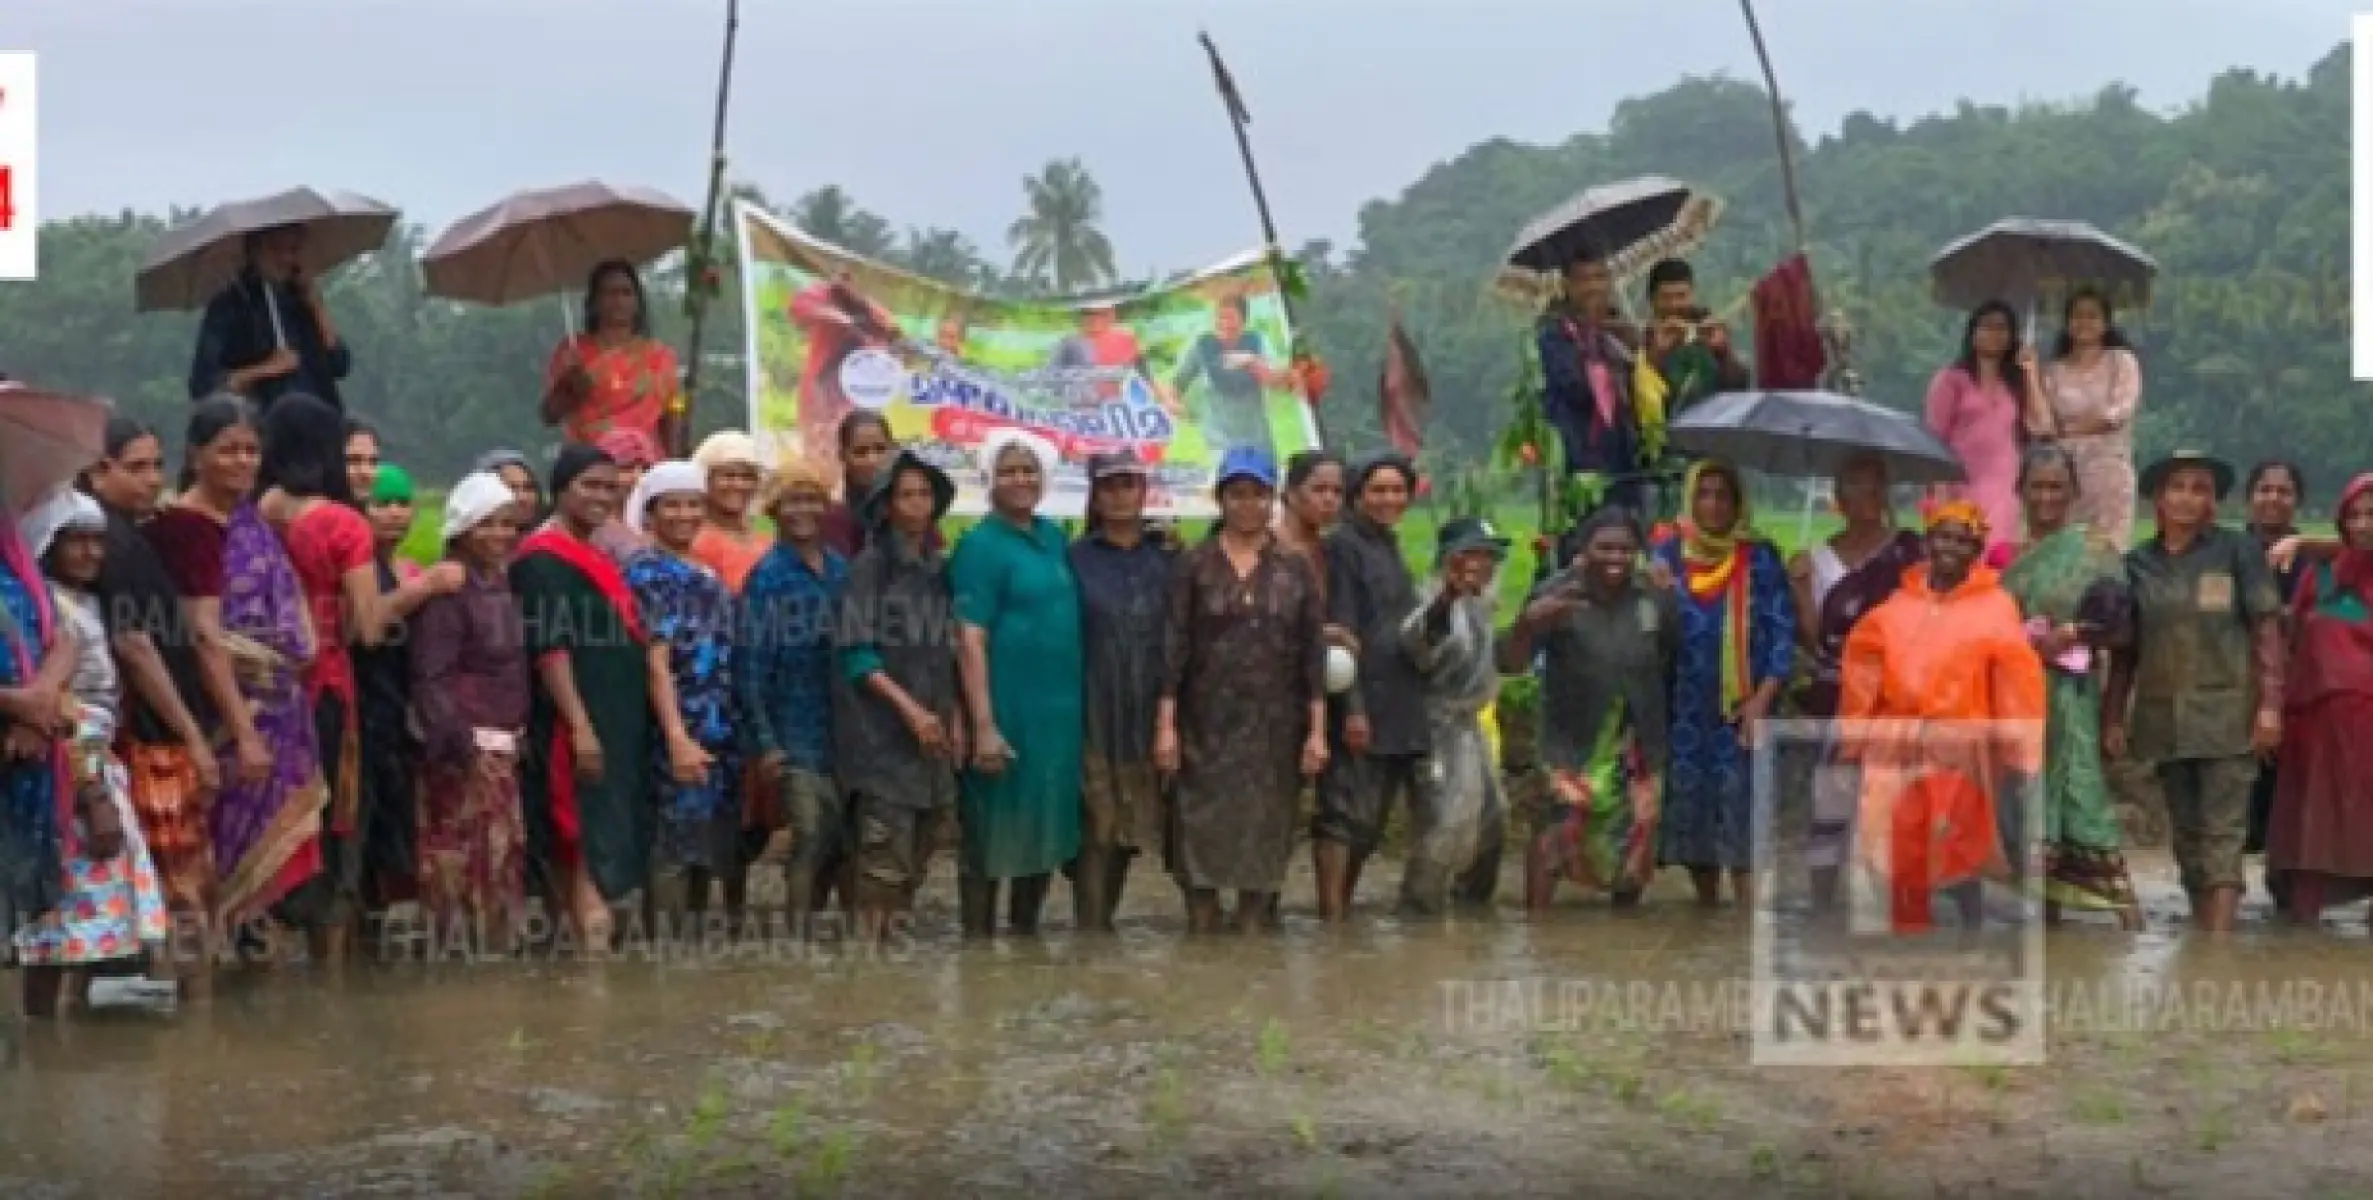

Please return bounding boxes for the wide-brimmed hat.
[1435,515,1511,561]
[2139,448,2237,501]
[861,448,956,526]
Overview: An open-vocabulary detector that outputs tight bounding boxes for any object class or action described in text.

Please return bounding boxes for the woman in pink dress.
[2027,287,2143,548]
[1925,301,2031,567]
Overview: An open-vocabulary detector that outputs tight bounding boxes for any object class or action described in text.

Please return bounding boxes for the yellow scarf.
[1632,355,1669,463]
[1675,459,1763,715]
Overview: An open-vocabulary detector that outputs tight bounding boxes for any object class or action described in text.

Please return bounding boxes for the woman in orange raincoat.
[1836,501,2046,933]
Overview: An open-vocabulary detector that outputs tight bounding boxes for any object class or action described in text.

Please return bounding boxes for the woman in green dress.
[1999,443,2141,928]
[950,431,1085,937]
[513,444,653,951]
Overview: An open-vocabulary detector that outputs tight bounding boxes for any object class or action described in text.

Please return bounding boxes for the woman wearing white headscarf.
[13,488,170,1011]
[689,432,772,594]
[624,459,748,930]
[408,472,531,951]
[949,429,1084,937]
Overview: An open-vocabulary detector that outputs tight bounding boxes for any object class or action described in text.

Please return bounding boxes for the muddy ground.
[2,770,2371,1197]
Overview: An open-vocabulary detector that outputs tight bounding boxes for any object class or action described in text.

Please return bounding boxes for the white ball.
[1324,645,1358,694]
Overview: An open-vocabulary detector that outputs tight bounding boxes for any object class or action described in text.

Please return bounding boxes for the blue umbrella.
[1667,389,1966,486]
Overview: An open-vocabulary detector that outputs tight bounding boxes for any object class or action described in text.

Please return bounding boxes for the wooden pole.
[676,0,741,457]
[1737,0,1807,257]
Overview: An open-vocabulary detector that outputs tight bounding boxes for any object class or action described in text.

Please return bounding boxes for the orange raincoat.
[1836,563,2046,932]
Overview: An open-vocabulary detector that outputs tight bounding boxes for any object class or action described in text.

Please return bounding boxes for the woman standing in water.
[513,445,651,950]
[2268,473,2373,925]
[688,432,772,595]
[355,464,424,916]
[2000,444,2141,927]
[1651,458,1795,906]
[1925,301,2029,566]
[1500,509,1677,910]
[1155,447,1329,934]
[836,449,964,940]
[410,473,531,954]
[543,259,683,449]
[2105,450,2286,934]
[2242,459,2308,900]
[1787,454,1922,909]
[1067,450,1174,933]
[2029,287,2143,547]
[1263,449,1344,925]
[1,485,81,1014]
[624,460,746,933]
[950,432,1083,937]
[148,398,326,947]
[821,412,943,559]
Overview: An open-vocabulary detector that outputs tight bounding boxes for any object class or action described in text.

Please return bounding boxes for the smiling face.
[365,496,414,551]
[555,462,620,534]
[47,528,105,589]
[2247,467,2300,533]
[1926,519,1982,586]
[91,433,165,517]
[707,462,761,520]
[2020,457,2077,533]
[344,430,381,499]
[2064,296,2109,350]
[991,445,1045,516]
[650,491,705,551]
[771,481,830,545]
[1579,522,1639,592]
[2156,465,2219,532]
[194,421,262,501]
[1564,258,1611,314]
[458,507,519,571]
[1355,465,1412,527]
[1219,478,1274,535]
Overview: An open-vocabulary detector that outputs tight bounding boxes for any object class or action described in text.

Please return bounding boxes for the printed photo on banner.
[732,199,1320,518]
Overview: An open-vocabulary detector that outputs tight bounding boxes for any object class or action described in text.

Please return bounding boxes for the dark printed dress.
[625,549,743,876]
[1162,537,1326,891]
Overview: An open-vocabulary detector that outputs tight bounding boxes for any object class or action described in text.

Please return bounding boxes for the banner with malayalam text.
[734,200,1319,518]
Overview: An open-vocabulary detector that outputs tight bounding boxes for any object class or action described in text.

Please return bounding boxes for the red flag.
[1751,253,1825,390]
[1379,315,1431,458]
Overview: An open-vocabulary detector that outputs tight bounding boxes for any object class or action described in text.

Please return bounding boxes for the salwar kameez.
[2002,527,2138,912]
[626,549,744,876]
[949,516,1084,881]
[2043,350,2142,549]
[1651,533,1796,872]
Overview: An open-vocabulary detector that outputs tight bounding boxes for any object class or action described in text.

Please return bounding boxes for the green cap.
[369,463,415,506]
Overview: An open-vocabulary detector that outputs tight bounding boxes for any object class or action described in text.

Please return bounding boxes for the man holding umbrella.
[1536,249,1648,516]
[187,224,352,411]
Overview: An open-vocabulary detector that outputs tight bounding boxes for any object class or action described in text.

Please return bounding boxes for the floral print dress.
[625,548,743,875]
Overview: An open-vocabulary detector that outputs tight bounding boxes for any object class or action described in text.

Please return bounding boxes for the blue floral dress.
[625,549,743,875]
[0,547,64,942]
[1650,536,1796,872]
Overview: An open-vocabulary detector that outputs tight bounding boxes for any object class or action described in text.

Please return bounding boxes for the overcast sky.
[20,0,2358,273]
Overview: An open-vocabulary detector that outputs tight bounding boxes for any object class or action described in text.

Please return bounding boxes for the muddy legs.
[959,875,998,940]
[1314,841,1353,922]
[1007,874,1050,935]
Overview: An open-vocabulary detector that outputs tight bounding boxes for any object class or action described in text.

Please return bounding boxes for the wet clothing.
[821,502,942,562]
[773,767,845,885]
[1071,529,1177,854]
[2159,757,2256,894]
[2245,522,2302,860]
[852,796,938,903]
[626,548,743,876]
[513,526,653,903]
[187,268,351,410]
[1524,579,1679,896]
[410,567,530,936]
[737,542,847,773]
[121,743,213,913]
[2269,557,2373,907]
[352,558,418,906]
[1838,564,2046,933]
[94,505,211,744]
[950,515,1084,881]
[1396,585,1502,913]
[0,537,66,940]
[1319,514,1426,853]
[2002,528,2137,912]
[690,527,772,596]
[834,528,962,817]
[1163,537,1326,891]
[2123,524,2285,763]
[1651,533,1796,871]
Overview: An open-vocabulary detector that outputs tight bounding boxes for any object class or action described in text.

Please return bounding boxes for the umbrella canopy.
[136,187,399,312]
[423,182,696,305]
[1928,218,2157,311]
[0,381,111,516]
[1496,176,1722,304]
[1667,389,1965,486]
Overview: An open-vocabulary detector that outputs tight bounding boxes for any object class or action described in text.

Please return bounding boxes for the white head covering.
[18,488,105,564]
[625,459,706,531]
[441,471,517,544]
[978,427,1060,477]
[692,430,763,476]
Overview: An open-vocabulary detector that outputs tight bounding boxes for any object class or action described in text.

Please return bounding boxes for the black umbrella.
[1667,389,1965,486]
[1928,217,2157,311]
[1500,176,1721,286]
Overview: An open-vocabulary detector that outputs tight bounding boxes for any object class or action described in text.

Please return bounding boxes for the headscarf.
[2332,473,2373,605]
[761,453,834,510]
[368,463,415,507]
[979,428,1060,477]
[596,427,661,470]
[20,488,105,564]
[625,459,706,531]
[442,471,516,545]
[692,431,763,476]
[549,442,612,498]
[474,448,532,477]
[1674,457,1766,716]
[1924,498,1990,542]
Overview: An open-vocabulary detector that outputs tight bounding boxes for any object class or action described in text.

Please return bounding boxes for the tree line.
[2,45,2362,498]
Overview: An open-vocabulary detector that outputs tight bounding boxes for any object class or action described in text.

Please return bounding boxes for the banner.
[734,200,1320,518]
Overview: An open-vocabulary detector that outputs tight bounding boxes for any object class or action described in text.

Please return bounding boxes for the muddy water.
[2,854,2372,1197]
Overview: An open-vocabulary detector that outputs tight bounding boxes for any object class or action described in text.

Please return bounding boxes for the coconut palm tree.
[899,227,987,288]
[790,185,895,260]
[1006,158,1118,293]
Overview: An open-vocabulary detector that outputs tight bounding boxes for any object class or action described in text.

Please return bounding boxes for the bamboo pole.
[676,0,741,457]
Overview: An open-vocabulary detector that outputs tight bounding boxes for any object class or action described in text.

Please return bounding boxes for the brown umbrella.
[135,187,399,312]
[422,182,695,305]
[0,380,110,516]
[1928,218,2157,311]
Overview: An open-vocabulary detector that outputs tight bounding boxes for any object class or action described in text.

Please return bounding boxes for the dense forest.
[0,45,2358,498]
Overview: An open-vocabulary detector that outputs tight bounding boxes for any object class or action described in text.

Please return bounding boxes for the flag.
[1379,315,1431,458]
[1751,253,1825,391]
[1198,32,1251,127]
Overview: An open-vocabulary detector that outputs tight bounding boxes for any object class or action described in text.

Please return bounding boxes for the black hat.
[2139,448,2237,501]
[861,448,956,526]
[1435,515,1511,561]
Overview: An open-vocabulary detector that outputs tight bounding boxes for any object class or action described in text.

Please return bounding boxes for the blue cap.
[1212,444,1279,493]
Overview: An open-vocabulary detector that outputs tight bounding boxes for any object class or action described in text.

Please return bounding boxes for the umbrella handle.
[263,286,289,350]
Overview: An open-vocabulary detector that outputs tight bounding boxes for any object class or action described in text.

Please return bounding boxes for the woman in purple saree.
[149,398,325,938]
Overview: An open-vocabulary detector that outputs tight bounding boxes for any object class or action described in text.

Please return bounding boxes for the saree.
[513,526,653,902]
[2268,557,2373,907]
[2000,527,2137,912]
[548,333,679,447]
[209,503,326,927]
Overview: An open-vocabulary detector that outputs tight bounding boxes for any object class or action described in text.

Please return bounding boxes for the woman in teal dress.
[950,432,1084,937]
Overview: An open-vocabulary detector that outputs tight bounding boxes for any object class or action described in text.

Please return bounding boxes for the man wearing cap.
[1396,516,1510,915]
[2105,449,2288,934]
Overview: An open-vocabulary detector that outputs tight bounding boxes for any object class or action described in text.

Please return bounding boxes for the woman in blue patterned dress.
[1,487,75,1014]
[1649,458,1796,906]
[623,460,744,934]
